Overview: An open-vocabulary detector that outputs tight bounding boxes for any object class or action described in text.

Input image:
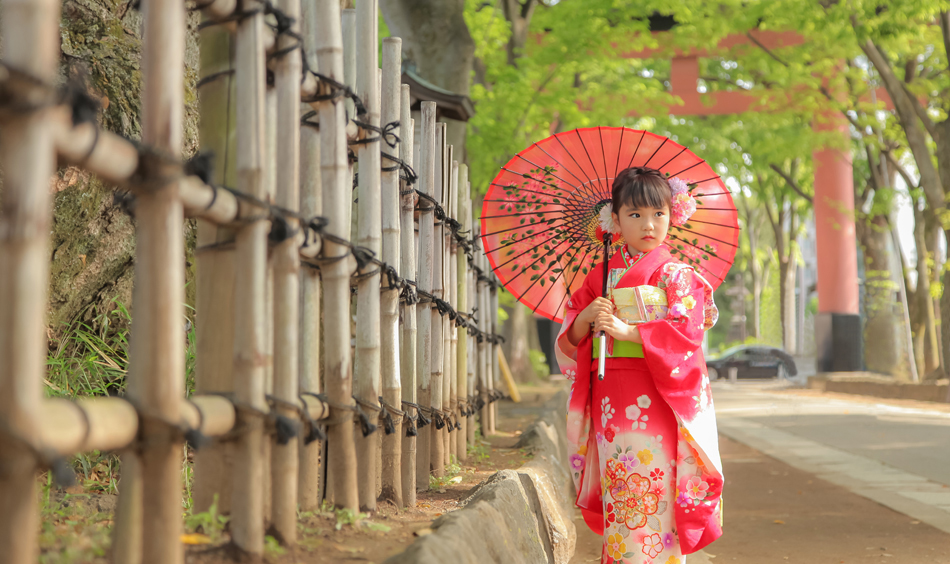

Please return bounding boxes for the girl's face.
[612,202,670,254]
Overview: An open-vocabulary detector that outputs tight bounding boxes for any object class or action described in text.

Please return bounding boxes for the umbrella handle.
[597,232,612,381]
[597,331,607,381]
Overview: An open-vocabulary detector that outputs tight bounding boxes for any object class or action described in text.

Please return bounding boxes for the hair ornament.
[598,202,622,235]
[668,176,696,226]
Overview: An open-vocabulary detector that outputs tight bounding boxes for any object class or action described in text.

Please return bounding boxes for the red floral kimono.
[556,244,723,563]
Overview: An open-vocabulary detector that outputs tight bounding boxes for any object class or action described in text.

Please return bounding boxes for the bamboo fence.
[0,0,505,561]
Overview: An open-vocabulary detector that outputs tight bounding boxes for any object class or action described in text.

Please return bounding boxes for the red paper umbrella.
[479,127,739,323]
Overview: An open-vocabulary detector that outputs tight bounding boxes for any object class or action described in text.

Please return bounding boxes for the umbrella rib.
[489,181,585,207]
[504,157,601,209]
[666,233,735,266]
[626,130,647,169]
[530,139,598,197]
[598,127,611,195]
[484,208,600,256]
[670,226,739,249]
[515,238,591,305]
[480,211,594,241]
[663,241,724,279]
[657,146,689,172]
[669,161,706,178]
[552,134,609,201]
[682,218,743,230]
[529,239,588,315]
[692,176,722,184]
[496,168,587,206]
[642,137,668,169]
[575,128,608,195]
[613,127,625,179]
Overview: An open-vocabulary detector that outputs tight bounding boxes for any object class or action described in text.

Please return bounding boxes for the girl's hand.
[593,312,642,343]
[579,297,614,327]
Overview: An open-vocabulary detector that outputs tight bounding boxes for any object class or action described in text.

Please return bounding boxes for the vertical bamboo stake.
[443,153,456,466]
[231,1,269,554]
[354,0,381,512]
[298,0,323,511]
[316,0,359,511]
[380,37,403,506]
[448,159,459,464]
[192,15,237,518]
[341,8,356,237]
[478,248,490,437]
[456,165,469,462]
[271,0,302,542]
[0,0,58,559]
[399,85,417,505]
[416,102,436,487]
[262,78,277,527]
[490,277,500,432]
[467,232,477,448]
[430,124,446,478]
[129,0,187,562]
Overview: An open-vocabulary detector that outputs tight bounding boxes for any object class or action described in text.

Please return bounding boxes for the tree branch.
[858,34,945,209]
[745,31,790,68]
[884,149,920,190]
[941,11,950,83]
[769,163,813,204]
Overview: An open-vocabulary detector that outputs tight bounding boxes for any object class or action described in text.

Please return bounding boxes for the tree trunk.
[379,0,474,158]
[859,214,907,378]
[505,303,533,382]
[43,0,200,343]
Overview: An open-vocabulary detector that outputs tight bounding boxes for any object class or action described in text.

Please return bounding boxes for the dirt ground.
[571,434,950,564]
[37,382,565,564]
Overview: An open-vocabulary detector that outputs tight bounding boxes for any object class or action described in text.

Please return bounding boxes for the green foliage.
[429,462,464,490]
[759,253,784,348]
[46,300,198,399]
[529,349,550,379]
[264,535,286,556]
[333,507,368,530]
[184,494,229,544]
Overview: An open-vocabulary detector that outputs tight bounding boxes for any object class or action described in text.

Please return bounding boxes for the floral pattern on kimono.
[556,244,723,562]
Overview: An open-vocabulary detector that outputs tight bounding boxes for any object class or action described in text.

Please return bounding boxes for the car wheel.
[777,362,787,379]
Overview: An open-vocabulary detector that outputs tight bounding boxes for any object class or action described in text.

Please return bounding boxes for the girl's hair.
[611,167,671,212]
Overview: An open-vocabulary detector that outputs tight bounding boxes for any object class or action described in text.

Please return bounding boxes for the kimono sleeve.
[554,265,601,380]
[636,265,709,416]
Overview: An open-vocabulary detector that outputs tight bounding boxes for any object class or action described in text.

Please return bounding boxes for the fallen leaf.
[180,533,212,545]
[773,520,785,525]
[449,476,463,484]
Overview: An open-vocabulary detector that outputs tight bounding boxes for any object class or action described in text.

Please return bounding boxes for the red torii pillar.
[627,32,864,371]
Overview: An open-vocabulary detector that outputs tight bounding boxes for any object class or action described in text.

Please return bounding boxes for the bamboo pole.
[445,154,457,467]
[477,246,490,437]
[0,0,59,559]
[120,0,188,561]
[298,0,323,512]
[467,254,477,448]
[341,8,356,237]
[230,1,269,554]
[353,0,381,512]
[490,278,500,432]
[399,85,417,506]
[316,0,359,511]
[261,73,277,529]
[416,102,436,488]
[430,124,446,479]
[456,164,469,462]
[270,0,302,542]
[379,37,403,506]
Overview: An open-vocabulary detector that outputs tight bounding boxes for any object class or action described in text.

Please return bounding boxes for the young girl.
[555,167,723,564]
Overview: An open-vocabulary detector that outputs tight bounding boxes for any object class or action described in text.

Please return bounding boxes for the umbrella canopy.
[480,127,739,323]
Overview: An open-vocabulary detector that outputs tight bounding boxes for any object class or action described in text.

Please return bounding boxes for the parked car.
[706,345,797,380]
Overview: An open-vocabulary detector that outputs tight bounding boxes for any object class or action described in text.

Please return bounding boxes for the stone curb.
[383,391,577,564]
[807,373,950,403]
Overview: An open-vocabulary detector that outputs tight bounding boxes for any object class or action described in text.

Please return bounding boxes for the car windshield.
[708,344,751,361]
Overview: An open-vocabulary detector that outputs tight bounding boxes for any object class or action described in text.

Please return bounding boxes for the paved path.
[714,381,950,534]
[571,380,950,562]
